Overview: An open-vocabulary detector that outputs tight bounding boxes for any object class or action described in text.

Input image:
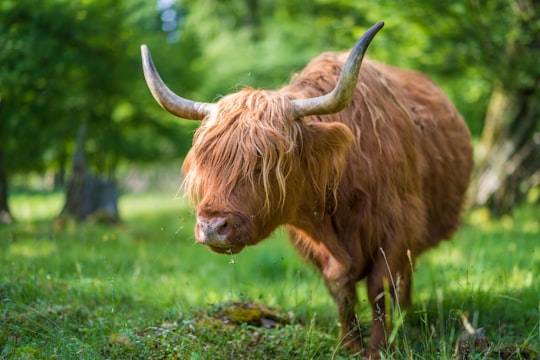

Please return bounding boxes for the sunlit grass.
[8,191,63,222]
[1,191,538,359]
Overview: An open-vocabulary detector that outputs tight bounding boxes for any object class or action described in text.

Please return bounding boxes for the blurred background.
[1,0,539,222]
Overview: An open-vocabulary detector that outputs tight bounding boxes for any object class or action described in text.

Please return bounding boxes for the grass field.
[1,190,539,359]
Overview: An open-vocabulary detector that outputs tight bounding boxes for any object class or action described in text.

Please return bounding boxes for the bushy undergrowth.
[1,192,538,359]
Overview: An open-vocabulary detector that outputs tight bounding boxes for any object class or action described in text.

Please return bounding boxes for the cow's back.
[357,60,474,246]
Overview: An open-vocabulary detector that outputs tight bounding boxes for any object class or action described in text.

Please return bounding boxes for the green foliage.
[0,0,196,177]
[1,192,538,359]
[1,0,536,177]
[174,0,520,136]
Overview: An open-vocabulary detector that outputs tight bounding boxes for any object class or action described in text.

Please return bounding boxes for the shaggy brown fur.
[182,51,473,358]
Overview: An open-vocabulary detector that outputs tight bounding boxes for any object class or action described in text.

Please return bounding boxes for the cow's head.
[141,23,383,254]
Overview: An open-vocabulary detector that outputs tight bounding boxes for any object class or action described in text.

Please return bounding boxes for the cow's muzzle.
[195,212,248,254]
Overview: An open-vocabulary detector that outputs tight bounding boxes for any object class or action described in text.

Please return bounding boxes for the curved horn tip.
[291,22,384,118]
[357,22,385,46]
[366,22,385,34]
[140,44,152,61]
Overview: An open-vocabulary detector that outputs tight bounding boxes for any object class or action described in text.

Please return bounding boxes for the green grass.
[1,191,539,359]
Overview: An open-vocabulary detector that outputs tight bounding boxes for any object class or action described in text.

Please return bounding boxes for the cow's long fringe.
[181,84,353,217]
[182,90,305,215]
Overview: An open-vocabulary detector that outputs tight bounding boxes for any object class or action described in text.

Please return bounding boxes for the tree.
[58,124,120,224]
[0,0,198,222]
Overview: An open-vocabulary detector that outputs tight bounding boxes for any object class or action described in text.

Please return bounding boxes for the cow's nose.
[196,216,232,244]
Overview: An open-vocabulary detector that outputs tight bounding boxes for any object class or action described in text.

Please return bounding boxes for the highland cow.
[141,22,473,358]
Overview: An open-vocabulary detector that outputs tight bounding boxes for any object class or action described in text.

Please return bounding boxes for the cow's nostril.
[216,220,228,234]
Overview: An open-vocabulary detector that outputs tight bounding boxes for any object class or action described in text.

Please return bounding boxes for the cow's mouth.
[205,244,245,255]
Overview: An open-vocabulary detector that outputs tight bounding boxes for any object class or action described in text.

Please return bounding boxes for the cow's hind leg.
[397,266,413,308]
[366,246,410,359]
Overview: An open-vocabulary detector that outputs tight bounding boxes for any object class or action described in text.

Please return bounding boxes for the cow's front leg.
[324,274,362,353]
[286,226,364,354]
[316,251,365,355]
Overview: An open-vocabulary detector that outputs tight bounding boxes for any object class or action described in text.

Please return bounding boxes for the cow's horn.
[292,22,384,118]
[141,45,215,120]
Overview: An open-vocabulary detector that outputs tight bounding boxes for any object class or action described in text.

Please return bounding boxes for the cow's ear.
[302,121,354,206]
[306,121,355,155]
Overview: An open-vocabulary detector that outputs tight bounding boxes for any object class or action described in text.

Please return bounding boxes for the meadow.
[1,190,538,359]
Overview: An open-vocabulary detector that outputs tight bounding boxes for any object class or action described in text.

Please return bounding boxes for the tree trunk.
[58,124,120,224]
[473,84,540,216]
[472,0,540,216]
[0,147,13,224]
